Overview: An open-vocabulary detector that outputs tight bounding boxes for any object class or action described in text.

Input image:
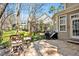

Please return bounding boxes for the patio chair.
[10,34,24,55]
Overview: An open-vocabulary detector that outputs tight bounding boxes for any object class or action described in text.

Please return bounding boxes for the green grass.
[0,30,30,47]
[3,30,30,39]
[0,30,45,47]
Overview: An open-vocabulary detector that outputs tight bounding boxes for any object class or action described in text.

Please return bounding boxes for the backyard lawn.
[0,30,45,47]
[0,30,30,46]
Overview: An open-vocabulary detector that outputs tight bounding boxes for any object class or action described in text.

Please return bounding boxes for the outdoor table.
[11,40,23,46]
[10,34,23,46]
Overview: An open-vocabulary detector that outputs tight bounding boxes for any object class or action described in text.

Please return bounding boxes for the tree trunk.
[0,3,8,19]
[16,4,20,35]
[0,3,8,41]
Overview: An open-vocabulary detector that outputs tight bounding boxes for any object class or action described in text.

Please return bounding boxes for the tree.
[57,3,64,12]
[39,20,44,32]
[50,3,64,14]
[50,6,56,14]
[0,4,8,30]
[22,4,45,32]
[0,12,14,30]
[0,3,8,19]
[16,3,20,34]
[0,3,8,41]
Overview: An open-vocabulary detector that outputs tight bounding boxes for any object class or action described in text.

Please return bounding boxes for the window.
[59,15,67,32]
[71,13,79,19]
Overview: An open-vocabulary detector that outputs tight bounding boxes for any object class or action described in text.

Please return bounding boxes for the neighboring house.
[52,3,79,40]
[37,13,53,31]
[20,23,27,30]
[27,14,37,32]
[27,13,53,32]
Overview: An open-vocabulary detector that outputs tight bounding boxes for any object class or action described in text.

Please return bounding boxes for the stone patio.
[0,40,61,56]
[20,40,61,56]
[47,40,79,56]
[0,39,79,56]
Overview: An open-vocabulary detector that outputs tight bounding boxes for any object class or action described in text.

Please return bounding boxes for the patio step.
[67,39,79,44]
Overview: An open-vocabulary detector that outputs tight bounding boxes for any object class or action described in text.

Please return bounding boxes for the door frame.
[70,13,79,39]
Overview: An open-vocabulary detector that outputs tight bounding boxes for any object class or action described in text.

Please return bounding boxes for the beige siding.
[53,16,56,31]
[58,14,70,40]
[66,3,79,9]
[58,9,79,40]
[52,3,79,40]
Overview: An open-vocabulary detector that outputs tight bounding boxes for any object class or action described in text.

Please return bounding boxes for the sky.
[5,3,64,23]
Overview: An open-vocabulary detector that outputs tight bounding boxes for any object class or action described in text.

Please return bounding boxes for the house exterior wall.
[67,9,79,39]
[52,3,79,40]
[58,9,79,40]
[58,14,69,40]
[65,3,79,9]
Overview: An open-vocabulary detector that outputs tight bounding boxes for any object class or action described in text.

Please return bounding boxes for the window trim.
[59,15,67,32]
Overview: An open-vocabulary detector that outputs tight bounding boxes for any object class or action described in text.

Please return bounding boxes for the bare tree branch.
[0,12,14,29]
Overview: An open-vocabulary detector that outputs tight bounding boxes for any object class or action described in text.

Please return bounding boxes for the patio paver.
[47,40,79,56]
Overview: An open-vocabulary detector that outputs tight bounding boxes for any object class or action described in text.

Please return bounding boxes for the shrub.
[22,29,28,31]
[0,30,3,44]
[31,33,45,42]
[0,30,3,36]
[1,40,11,47]
[0,38,3,45]
[40,35,45,39]
[24,32,31,37]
